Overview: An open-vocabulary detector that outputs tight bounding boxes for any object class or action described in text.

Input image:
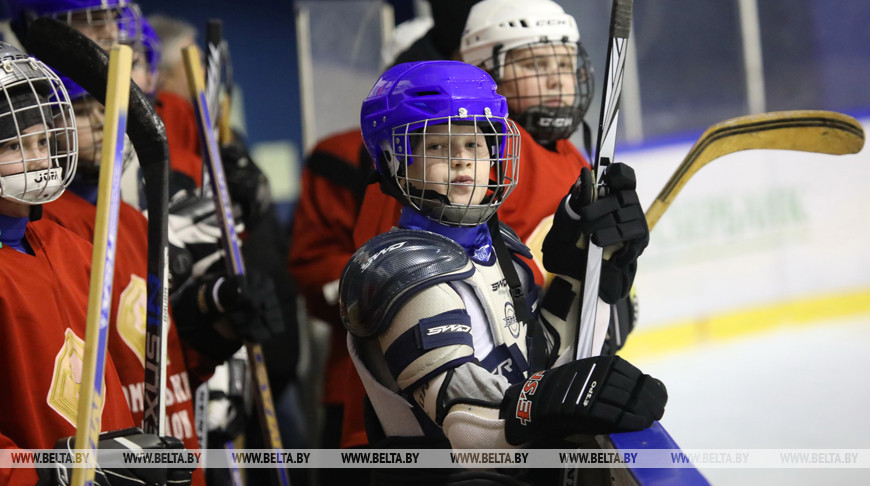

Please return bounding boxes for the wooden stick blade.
[646,110,865,231]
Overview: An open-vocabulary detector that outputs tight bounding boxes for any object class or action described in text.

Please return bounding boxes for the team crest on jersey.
[117,275,148,366]
[48,328,105,427]
[503,301,520,338]
[117,275,171,368]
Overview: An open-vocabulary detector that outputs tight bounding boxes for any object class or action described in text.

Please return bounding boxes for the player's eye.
[4,141,21,152]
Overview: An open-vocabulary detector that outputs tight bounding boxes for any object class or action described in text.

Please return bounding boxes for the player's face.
[68,9,120,51]
[0,124,51,176]
[72,97,104,167]
[131,49,155,95]
[407,124,492,206]
[0,124,51,217]
[500,44,578,114]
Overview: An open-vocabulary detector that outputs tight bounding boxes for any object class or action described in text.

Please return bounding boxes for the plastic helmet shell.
[360,60,521,227]
[5,0,128,18]
[361,60,510,176]
[0,42,78,205]
[461,0,580,76]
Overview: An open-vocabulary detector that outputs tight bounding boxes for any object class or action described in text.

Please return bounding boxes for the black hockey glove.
[221,135,272,233]
[172,269,285,362]
[500,356,667,446]
[541,163,649,303]
[39,428,194,486]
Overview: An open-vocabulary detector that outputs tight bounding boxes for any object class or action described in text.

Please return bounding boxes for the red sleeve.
[288,129,372,323]
[0,433,39,486]
[155,90,203,187]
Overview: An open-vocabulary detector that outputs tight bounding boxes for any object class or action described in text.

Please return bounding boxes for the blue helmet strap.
[398,207,494,265]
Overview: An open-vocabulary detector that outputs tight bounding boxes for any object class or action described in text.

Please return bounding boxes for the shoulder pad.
[497,222,532,259]
[340,229,474,338]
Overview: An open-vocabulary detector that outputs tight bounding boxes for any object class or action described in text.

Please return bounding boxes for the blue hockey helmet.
[5,0,129,18]
[360,60,520,227]
[7,0,131,51]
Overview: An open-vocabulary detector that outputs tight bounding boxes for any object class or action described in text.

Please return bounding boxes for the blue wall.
[141,0,302,150]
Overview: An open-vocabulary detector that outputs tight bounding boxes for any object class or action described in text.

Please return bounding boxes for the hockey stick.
[586,112,865,486]
[191,17,224,458]
[26,18,173,439]
[205,19,223,137]
[208,20,235,147]
[575,0,634,361]
[182,44,290,486]
[201,18,223,192]
[645,109,865,231]
[595,111,864,486]
[66,44,132,486]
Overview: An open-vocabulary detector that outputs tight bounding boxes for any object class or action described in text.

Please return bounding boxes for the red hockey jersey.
[0,218,135,485]
[44,193,206,486]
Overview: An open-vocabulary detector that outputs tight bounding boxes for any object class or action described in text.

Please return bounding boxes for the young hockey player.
[0,41,191,486]
[287,5,485,461]
[341,60,666,484]
[459,0,605,288]
[337,0,649,454]
[5,4,282,484]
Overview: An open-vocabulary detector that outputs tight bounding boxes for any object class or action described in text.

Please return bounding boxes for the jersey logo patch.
[425,324,472,336]
[117,274,148,366]
[48,328,105,427]
[503,301,520,338]
[118,275,172,368]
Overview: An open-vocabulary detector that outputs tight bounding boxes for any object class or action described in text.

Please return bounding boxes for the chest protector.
[341,227,537,438]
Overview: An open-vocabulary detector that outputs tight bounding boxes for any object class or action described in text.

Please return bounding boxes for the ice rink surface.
[631,314,870,485]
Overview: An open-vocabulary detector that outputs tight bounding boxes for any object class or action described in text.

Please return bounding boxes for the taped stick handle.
[610,0,634,39]
[71,44,133,486]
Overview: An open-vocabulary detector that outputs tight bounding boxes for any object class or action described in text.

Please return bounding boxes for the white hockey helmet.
[460,0,593,143]
[0,42,78,205]
[462,0,580,74]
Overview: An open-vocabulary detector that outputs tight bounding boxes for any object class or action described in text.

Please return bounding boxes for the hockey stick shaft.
[205,19,223,135]
[26,16,174,443]
[202,19,223,192]
[203,20,244,486]
[646,110,865,231]
[70,44,132,486]
[576,0,634,360]
[182,45,290,486]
